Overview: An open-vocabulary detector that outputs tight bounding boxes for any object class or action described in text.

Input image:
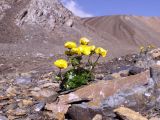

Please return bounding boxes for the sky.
[61,0,160,17]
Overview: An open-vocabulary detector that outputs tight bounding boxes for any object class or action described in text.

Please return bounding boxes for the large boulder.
[52,71,157,120]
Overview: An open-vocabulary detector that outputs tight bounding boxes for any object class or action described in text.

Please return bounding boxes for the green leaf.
[61,68,92,90]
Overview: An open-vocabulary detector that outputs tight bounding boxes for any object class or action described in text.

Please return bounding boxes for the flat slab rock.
[58,71,150,107]
[50,71,150,119]
[114,107,148,120]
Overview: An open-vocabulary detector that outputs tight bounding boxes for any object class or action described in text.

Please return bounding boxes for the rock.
[39,83,59,90]
[30,91,41,98]
[30,87,41,91]
[58,71,150,120]
[5,103,18,112]
[111,72,121,79]
[0,116,8,120]
[136,53,155,69]
[34,102,45,112]
[6,86,17,97]
[31,88,58,101]
[92,114,102,120]
[22,99,33,106]
[55,112,65,120]
[149,48,160,59]
[114,107,148,120]
[120,73,128,77]
[14,109,27,116]
[15,77,32,85]
[16,0,75,30]
[149,117,160,120]
[39,89,57,98]
[103,74,115,80]
[128,67,145,76]
[66,19,73,27]
[95,74,104,80]
[59,71,150,106]
[111,70,129,79]
[7,108,27,116]
[0,95,9,100]
[150,65,160,84]
[45,103,70,120]
[156,61,160,65]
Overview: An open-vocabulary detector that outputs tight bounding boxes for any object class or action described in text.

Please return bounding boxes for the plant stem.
[87,54,92,65]
[91,55,101,71]
[58,68,63,82]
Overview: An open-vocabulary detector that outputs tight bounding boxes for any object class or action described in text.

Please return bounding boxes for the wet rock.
[0,116,8,120]
[114,107,148,120]
[34,102,45,112]
[15,77,32,85]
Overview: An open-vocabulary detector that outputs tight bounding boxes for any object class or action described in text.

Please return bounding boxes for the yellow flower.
[148,44,155,49]
[71,47,81,55]
[54,59,68,69]
[64,41,77,49]
[79,45,91,55]
[95,47,108,57]
[89,45,96,52]
[140,46,144,52]
[80,37,90,45]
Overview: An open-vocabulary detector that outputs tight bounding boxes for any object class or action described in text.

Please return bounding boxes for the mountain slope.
[1,0,160,60]
[83,15,160,57]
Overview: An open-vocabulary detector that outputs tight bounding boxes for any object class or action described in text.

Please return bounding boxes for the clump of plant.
[54,37,108,90]
[140,44,156,55]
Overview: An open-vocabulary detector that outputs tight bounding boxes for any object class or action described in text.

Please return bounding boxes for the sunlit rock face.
[15,0,75,30]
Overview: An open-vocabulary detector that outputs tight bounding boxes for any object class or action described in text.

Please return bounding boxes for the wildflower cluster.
[54,37,108,90]
[140,44,156,55]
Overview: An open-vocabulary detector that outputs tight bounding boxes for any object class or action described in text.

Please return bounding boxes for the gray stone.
[150,65,160,84]
[65,19,73,27]
[0,116,8,120]
[128,66,145,76]
[15,77,32,85]
[34,102,45,112]
[103,75,115,80]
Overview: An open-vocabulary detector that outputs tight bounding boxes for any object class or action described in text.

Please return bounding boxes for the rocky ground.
[0,48,160,120]
[1,0,160,120]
